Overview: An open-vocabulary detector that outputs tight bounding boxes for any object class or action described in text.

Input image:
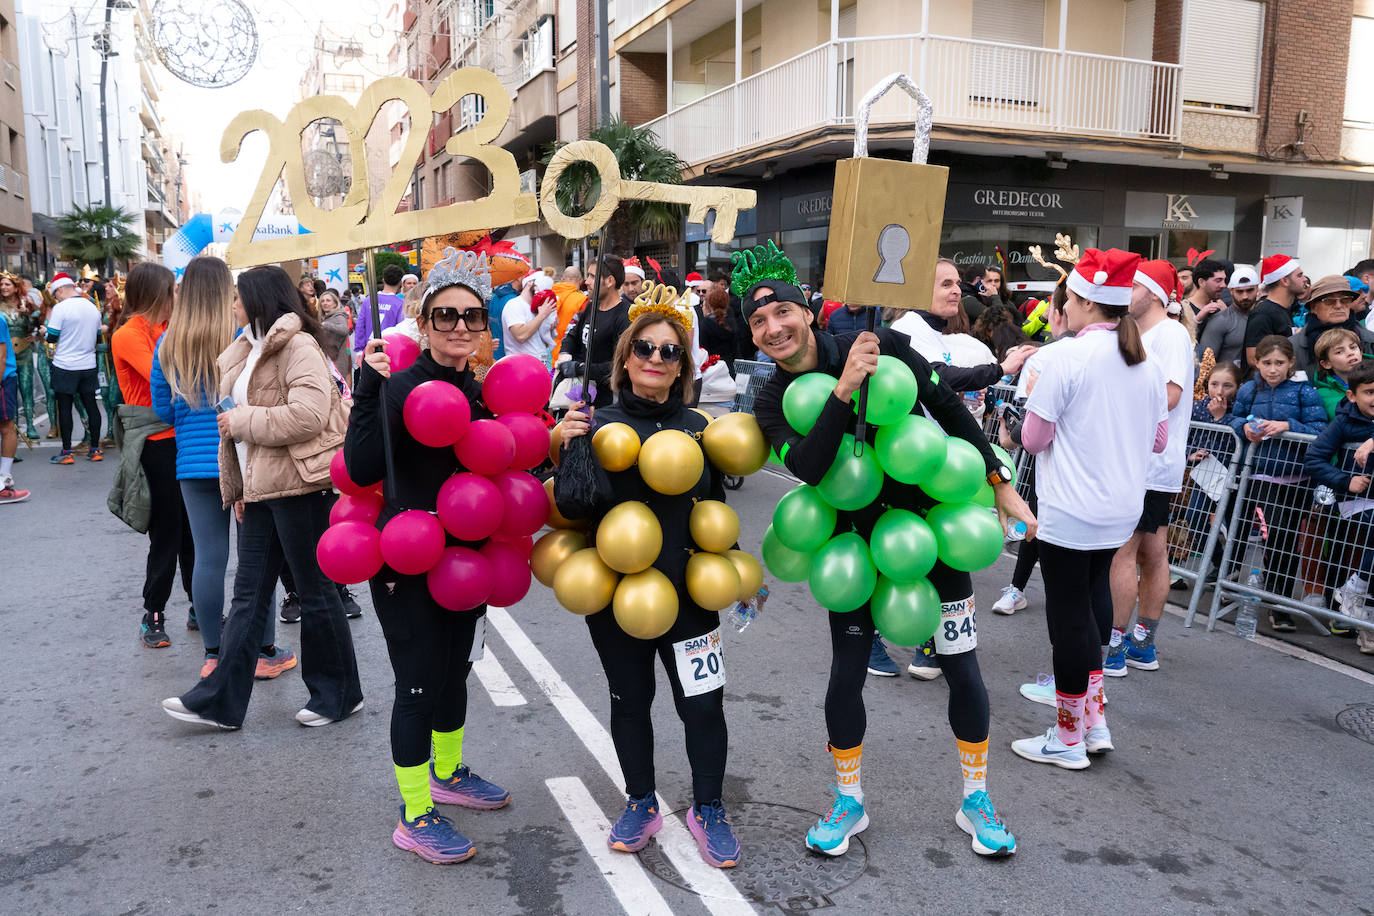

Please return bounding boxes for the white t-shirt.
[889,311,996,368]
[501,295,556,362]
[1141,318,1195,493]
[47,296,101,371]
[1026,328,1168,550]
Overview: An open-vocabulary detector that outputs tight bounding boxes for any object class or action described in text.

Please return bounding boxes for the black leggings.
[1237,483,1311,599]
[1037,541,1116,695]
[826,560,989,749]
[586,603,726,805]
[52,366,100,450]
[1011,465,1040,591]
[369,570,482,768]
[140,437,194,614]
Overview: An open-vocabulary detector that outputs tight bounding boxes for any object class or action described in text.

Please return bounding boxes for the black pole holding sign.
[853,305,877,455]
[365,247,398,502]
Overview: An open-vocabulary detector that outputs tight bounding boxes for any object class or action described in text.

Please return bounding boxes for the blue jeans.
[179,478,277,654]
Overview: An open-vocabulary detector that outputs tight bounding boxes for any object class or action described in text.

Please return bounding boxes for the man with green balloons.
[736,241,1036,861]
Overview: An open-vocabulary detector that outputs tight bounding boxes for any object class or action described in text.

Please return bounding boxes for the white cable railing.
[645,34,1182,166]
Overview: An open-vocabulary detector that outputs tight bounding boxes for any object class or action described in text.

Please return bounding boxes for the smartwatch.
[987,463,1014,486]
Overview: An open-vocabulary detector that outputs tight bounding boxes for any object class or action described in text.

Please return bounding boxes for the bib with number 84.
[936,597,977,655]
[673,628,726,697]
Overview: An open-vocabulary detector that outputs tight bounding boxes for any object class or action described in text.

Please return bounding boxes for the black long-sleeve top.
[560,298,632,408]
[753,327,1001,536]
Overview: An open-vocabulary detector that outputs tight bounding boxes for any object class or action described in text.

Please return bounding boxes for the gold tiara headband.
[630,281,694,333]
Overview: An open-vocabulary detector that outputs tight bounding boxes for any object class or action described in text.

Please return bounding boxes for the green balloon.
[871,576,941,645]
[869,508,938,583]
[762,524,814,582]
[925,502,1005,572]
[920,437,986,504]
[875,414,947,485]
[972,444,1018,507]
[855,355,917,426]
[783,372,837,435]
[818,440,884,510]
[808,532,877,612]
[772,485,836,553]
[991,444,1017,483]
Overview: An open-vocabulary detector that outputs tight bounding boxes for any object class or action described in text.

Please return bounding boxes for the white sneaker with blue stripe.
[1011,727,1089,770]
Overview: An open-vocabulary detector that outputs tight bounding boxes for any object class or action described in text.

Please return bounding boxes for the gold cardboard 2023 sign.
[223,68,756,268]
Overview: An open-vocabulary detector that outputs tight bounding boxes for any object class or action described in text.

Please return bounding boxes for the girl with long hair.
[0,272,39,439]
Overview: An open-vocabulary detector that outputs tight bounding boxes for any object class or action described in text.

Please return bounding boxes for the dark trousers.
[1038,541,1116,695]
[585,603,727,805]
[1011,466,1040,591]
[180,490,363,727]
[369,570,482,767]
[140,438,194,615]
[51,366,100,450]
[1237,482,1311,599]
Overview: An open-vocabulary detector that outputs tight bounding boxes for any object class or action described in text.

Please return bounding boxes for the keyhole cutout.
[873,224,910,284]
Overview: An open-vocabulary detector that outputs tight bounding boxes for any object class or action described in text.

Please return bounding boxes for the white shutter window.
[971,0,1046,105]
[1182,0,1264,110]
[1346,17,1374,123]
[1123,0,1156,60]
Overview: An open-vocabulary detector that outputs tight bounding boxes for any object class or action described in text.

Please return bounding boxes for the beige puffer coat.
[218,312,348,506]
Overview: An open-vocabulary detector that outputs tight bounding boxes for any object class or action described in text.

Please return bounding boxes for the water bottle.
[1314,484,1336,506]
[727,586,768,633]
[1246,414,1270,440]
[1235,540,1263,639]
[1005,519,1028,541]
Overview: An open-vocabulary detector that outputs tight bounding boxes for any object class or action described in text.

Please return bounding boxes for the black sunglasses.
[428,305,489,331]
[630,339,684,363]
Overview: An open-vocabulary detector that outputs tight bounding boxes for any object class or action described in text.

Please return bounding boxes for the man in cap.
[1244,254,1308,367]
[1197,263,1260,365]
[1291,274,1374,375]
[44,272,103,463]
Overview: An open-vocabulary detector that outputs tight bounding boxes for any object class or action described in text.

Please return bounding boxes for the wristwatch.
[987,463,1014,486]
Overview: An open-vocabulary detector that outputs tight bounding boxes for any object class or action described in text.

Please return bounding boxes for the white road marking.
[486,606,756,916]
[547,776,675,916]
[471,648,528,706]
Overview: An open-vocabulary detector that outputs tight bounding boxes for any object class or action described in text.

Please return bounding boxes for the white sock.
[0,456,12,477]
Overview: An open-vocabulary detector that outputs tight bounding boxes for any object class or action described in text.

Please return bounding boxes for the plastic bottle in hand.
[1004,519,1028,542]
[727,586,769,633]
[1246,414,1270,441]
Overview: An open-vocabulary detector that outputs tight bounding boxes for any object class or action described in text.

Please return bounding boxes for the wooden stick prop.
[364,247,398,501]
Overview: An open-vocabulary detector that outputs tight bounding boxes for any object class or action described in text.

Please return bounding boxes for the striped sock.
[1055,690,1087,746]
[956,738,988,798]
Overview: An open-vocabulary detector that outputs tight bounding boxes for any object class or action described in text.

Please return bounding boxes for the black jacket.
[561,298,632,407]
[1303,399,1374,492]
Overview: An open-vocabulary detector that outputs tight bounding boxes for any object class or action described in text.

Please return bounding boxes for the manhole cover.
[639,802,866,911]
[1336,703,1374,744]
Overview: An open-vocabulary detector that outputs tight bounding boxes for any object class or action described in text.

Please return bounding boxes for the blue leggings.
[180,478,275,653]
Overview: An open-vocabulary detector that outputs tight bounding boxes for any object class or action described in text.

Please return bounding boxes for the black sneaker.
[141,611,170,648]
[1269,612,1297,633]
[279,592,302,623]
[187,606,199,631]
[338,585,363,619]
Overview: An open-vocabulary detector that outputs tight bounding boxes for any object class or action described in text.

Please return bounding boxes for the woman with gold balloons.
[555,284,752,870]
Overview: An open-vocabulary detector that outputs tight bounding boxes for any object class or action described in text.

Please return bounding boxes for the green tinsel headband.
[730,240,799,301]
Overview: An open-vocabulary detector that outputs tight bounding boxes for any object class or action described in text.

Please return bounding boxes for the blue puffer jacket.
[150,339,221,480]
[1303,399,1374,492]
[1223,377,1327,477]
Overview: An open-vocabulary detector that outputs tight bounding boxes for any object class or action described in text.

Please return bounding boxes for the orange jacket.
[549,282,588,365]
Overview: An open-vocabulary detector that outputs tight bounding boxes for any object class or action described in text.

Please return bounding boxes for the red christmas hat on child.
[1260,254,1299,286]
[1134,259,1183,314]
[1066,248,1139,306]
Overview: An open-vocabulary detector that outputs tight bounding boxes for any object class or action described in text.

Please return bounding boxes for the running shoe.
[86,447,102,462]
[295,700,364,727]
[0,475,30,505]
[907,640,942,680]
[1358,627,1374,655]
[160,697,238,730]
[430,764,511,810]
[608,792,662,852]
[1085,724,1114,755]
[50,449,74,465]
[187,607,199,631]
[392,806,475,864]
[199,655,218,678]
[140,611,170,648]
[1103,643,1128,678]
[339,585,363,619]
[1011,726,1089,770]
[254,646,298,679]
[992,585,1027,615]
[867,636,899,677]
[955,790,1016,857]
[687,800,741,868]
[24,426,38,440]
[1334,574,1370,626]
[279,591,302,623]
[1269,611,1297,633]
[1318,591,1354,637]
[1123,642,1158,670]
[1018,674,1056,707]
[805,789,868,856]
[45,426,59,439]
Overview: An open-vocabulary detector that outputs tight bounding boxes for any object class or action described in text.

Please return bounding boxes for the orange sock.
[830,743,863,802]
[956,738,988,798]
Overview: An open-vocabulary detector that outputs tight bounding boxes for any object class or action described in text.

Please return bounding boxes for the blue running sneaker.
[955,790,1016,857]
[907,640,942,680]
[1011,727,1089,770]
[1124,641,1158,670]
[608,792,662,852]
[806,789,869,856]
[1103,643,1128,677]
[430,764,511,810]
[392,806,475,864]
[687,800,741,868]
[867,636,899,677]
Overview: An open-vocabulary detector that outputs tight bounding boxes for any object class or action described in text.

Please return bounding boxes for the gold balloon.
[549,422,565,467]
[724,549,763,600]
[544,477,582,530]
[638,429,705,495]
[686,552,742,612]
[689,499,740,553]
[531,528,588,587]
[690,407,715,424]
[613,568,679,639]
[701,412,769,476]
[595,501,663,574]
[592,422,641,472]
[553,547,619,615]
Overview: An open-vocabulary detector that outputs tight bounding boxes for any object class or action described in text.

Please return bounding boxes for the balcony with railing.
[645,35,1182,168]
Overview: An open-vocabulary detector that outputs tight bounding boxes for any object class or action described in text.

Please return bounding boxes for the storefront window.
[778,228,829,290]
[939,223,1099,294]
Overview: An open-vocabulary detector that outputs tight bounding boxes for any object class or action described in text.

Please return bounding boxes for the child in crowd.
[1180,362,1243,567]
[1303,361,1374,654]
[1313,328,1373,420]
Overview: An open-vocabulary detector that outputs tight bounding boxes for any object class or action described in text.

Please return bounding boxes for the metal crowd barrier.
[732,359,777,415]
[1169,422,1246,626]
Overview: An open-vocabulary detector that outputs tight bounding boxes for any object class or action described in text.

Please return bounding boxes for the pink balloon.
[482,354,554,416]
[382,330,421,373]
[330,491,383,526]
[492,470,549,538]
[403,380,472,448]
[498,413,551,470]
[492,532,534,556]
[480,539,533,606]
[317,521,384,585]
[426,546,493,611]
[454,419,516,476]
[330,449,377,497]
[436,472,504,541]
[380,510,447,576]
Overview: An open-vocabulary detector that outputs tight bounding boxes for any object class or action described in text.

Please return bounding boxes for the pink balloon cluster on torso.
[317,354,555,613]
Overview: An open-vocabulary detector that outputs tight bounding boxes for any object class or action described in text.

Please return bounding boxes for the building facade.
[0,0,33,274]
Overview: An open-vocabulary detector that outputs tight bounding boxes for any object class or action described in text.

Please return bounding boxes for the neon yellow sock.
[394,763,433,821]
[432,726,465,780]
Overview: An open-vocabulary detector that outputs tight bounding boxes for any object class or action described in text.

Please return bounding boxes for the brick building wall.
[619,53,667,126]
[577,0,596,134]
[1257,0,1353,162]
[1152,0,1183,62]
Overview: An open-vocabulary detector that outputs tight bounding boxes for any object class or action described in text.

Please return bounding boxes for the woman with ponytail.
[1009,249,1167,771]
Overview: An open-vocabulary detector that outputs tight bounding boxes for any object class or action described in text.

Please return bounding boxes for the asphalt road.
[3,425,1373,915]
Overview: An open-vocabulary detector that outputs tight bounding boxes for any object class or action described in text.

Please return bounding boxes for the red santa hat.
[1066,248,1139,307]
[623,256,645,280]
[49,272,75,291]
[1134,259,1183,314]
[521,269,554,293]
[1260,254,1299,287]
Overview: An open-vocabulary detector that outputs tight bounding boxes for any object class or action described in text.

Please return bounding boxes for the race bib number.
[935,597,977,655]
[468,615,487,663]
[672,628,726,697]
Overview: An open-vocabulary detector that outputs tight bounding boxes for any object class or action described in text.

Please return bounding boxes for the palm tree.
[57,204,142,274]
[544,117,688,255]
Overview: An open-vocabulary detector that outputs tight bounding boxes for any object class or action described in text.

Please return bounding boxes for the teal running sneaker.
[806,789,869,856]
[955,790,1016,857]
[1018,673,1055,707]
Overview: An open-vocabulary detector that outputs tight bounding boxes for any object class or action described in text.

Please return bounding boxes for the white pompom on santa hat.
[520,269,554,293]
[1260,254,1299,287]
[1134,259,1183,314]
[49,272,75,291]
[623,256,645,280]
[1067,248,1140,306]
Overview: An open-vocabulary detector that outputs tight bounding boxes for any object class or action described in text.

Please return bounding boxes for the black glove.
[556,360,585,381]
